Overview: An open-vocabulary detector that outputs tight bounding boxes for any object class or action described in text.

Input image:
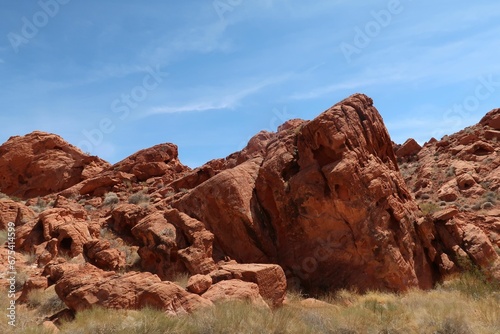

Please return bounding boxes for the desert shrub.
[471,203,482,211]
[100,226,115,239]
[0,192,9,199]
[128,191,150,205]
[481,201,494,210]
[26,287,66,316]
[23,251,37,265]
[59,306,189,334]
[119,245,141,271]
[434,317,471,334]
[14,270,29,292]
[46,281,500,334]
[445,166,456,177]
[29,197,48,213]
[103,192,119,206]
[0,230,7,245]
[442,259,500,299]
[420,202,440,215]
[483,191,497,204]
[172,272,190,289]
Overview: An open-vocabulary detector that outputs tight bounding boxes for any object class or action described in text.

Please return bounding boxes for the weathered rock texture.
[399,107,500,280]
[4,93,500,321]
[173,94,432,292]
[396,138,422,160]
[112,143,188,182]
[47,263,213,315]
[0,131,109,198]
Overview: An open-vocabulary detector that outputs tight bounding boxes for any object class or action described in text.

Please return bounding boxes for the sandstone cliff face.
[173,94,432,292]
[0,131,109,199]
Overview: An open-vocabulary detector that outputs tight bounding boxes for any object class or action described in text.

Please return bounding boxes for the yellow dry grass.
[0,272,498,334]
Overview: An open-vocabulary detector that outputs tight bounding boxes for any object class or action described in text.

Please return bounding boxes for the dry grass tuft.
[2,269,499,333]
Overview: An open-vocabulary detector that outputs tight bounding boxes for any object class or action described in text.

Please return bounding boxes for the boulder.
[84,239,126,271]
[0,131,109,199]
[480,108,500,130]
[130,210,216,280]
[112,143,189,182]
[432,208,459,222]
[396,138,422,159]
[0,199,36,229]
[456,173,476,190]
[131,212,183,279]
[164,209,217,275]
[202,279,269,308]
[186,274,213,294]
[219,263,286,307]
[51,263,212,315]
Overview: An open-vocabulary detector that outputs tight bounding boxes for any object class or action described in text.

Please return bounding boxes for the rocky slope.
[397,108,500,280]
[1,94,499,328]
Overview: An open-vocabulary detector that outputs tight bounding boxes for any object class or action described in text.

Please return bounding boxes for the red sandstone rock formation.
[47,262,213,315]
[0,198,36,229]
[112,143,189,182]
[396,138,422,160]
[0,131,109,198]
[398,107,500,279]
[3,93,500,325]
[174,94,432,292]
[202,279,269,308]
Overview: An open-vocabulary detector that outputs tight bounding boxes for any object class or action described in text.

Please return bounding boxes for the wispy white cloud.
[144,74,291,116]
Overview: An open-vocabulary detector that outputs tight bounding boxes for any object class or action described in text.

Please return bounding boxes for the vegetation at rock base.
[1,270,498,334]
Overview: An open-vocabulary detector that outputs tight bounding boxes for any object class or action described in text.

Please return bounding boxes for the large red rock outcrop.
[174,94,433,292]
[0,131,110,198]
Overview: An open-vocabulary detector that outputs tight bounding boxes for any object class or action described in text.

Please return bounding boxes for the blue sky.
[1,0,500,167]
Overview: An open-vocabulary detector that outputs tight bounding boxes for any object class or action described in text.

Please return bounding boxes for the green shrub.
[420,202,440,215]
[103,192,119,206]
[128,191,150,206]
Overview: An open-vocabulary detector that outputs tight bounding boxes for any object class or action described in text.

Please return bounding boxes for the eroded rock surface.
[0,131,109,198]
